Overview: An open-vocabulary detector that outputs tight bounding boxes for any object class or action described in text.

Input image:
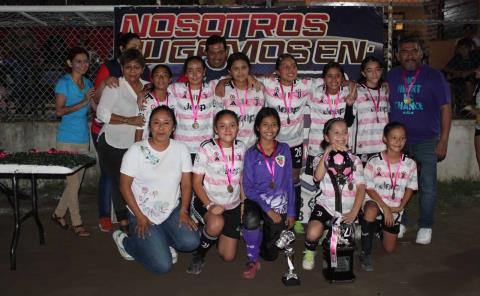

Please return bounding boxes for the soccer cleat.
[302,250,316,270]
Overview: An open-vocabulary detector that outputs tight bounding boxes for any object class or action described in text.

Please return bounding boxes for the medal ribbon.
[330,216,341,268]
[258,141,277,186]
[326,90,340,118]
[217,140,235,188]
[279,82,294,120]
[365,86,381,119]
[402,66,422,101]
[384,152,403,200]
[151,91,168,107]
[233,82,248,117]
[188,84,203,123]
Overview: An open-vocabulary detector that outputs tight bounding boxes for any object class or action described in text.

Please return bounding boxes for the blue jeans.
[92,132,112,219]
[402,138,438,228]
[124,206,200,275]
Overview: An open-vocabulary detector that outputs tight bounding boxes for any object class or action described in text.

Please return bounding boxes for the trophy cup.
[276,230,301,286]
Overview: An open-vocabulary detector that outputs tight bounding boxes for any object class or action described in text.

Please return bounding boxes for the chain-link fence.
[0,10,113,122]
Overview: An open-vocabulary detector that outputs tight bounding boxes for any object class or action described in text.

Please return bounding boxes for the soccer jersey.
[193,139,246,210]
[219,82,265,148]
[242,142,295,217]
[262,76,313,147]
[171,81,217,154]
[351,84,389,155]
[308,84,350,157]
[312,153,364,216]
[137,91,176,141]
[120,139,192,225]
[364,153,418,213]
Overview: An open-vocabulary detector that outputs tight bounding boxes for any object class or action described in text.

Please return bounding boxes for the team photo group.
[52,24,452,281]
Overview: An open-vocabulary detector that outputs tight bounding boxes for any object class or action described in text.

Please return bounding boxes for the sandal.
[51,213,69,230]
[72,225,91,237]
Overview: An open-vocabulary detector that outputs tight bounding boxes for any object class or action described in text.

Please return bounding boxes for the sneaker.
[186,253,205,275]
[99,217,113,232]
[302,250,316,270]
[416,228,432,245]
[170,246,178,264]
[242,261,261,279]
[294,221,305,234]
[112,230,134,261]
[359,252,374,272]
[398,224,407,239]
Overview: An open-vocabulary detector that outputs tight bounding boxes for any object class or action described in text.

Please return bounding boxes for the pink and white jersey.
[312,153,364,216]
[351,84,389,155]
[193,139,246,210]
[364,153,417,213]
[308,85,351,157]
[137,91,176,141]
[261,76,312,147]
[171,81,217,154]
[219,82,265,148]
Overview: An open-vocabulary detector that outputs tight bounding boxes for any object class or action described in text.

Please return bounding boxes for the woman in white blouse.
[96,48,147,232]
[113,106,199,274]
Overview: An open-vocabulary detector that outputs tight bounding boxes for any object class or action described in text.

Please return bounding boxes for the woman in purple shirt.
[241,107,295,279]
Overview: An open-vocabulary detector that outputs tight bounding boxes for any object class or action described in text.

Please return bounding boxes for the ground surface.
[0,181,479,296]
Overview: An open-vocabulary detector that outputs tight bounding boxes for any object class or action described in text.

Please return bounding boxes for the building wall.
[1,120,478,182]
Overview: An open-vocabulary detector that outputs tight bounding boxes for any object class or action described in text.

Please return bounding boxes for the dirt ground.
[0,187,479,296]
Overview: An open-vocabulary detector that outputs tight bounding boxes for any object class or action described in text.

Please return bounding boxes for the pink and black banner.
[114,5,384,80]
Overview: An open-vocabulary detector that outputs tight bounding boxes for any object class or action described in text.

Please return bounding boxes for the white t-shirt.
[120,139,192,224]
[313,153,365,216]
[351,84,389,155]
[364,152,418,219]
[308,84,350,156]
[97,77,149,148]
[193,139,246,210]
[137,91,176,141]
[262,76,313,147]
[171,81,217,154]
[218,82,265,148]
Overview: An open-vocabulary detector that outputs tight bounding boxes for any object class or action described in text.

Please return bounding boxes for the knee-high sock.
[242,227,263,263]
[361,220,376,255]
[295,182,302,220]
[196,228,217,257]
[304,238,319,251]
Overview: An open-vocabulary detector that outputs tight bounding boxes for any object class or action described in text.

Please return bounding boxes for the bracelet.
[205,202,215,211]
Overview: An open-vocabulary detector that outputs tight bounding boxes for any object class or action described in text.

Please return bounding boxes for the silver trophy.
[276,230,301,286]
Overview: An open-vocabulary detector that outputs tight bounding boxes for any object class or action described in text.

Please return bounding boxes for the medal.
[404,97,412,105]
[258,141,277,190]
[365,85,381,123]
[326,89,340,118]
[192,122,200,129]
[348,182,353,191]
[188,83,203,129]
[279,81,294,126]
[402,66,422,107]
[217,140,235,195]
[384,152,403,200]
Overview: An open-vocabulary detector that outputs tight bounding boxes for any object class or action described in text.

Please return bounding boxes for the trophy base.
[322,269,356,283]
[282,276,301,286]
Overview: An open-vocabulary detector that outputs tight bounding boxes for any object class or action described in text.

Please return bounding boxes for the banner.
[114,5,384,80]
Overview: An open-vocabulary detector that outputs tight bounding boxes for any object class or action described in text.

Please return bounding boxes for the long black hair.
[357,56,385,87]
[253,107,281,138]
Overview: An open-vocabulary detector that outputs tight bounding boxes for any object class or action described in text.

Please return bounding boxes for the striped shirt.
[262,76,313,147]
[312,153,365,216]
[364,153,417,213]
[218,82,265,148]
[193,139,246,210]
[308,85,350,157]
[171,81,217,154]
[137,91,176,141]
[351,84,389,155]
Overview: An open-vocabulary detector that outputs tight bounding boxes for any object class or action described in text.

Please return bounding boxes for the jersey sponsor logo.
[276,155,285,167]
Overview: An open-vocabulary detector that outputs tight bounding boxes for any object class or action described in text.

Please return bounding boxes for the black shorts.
[378,213,401,235]
[192,197,241,239]
[305,154,315,176]
[290,144,303,169]
[308,204,333,227]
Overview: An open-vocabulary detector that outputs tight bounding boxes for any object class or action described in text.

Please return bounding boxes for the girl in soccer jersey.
[306,62,355,177]
[135,65,176,142]
[241,107,295,279]
[301,118,365,271]
[359,122,417,271]
[217,52,265,148]
[187,110,246,275]
[351,56,390,165]
[170,56,217,162]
